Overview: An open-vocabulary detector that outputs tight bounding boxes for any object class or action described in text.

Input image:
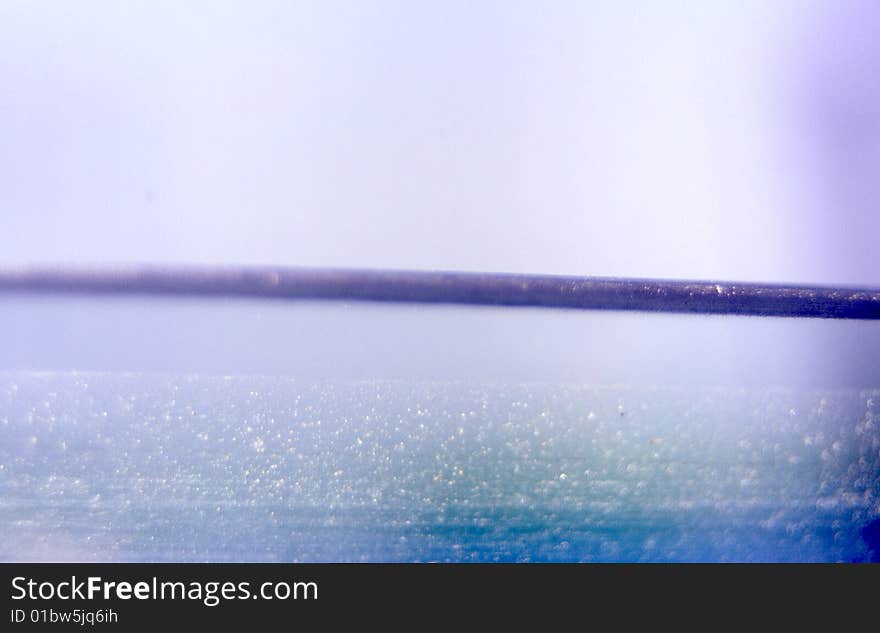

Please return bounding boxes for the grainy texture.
[1,373,877,562]
[0,266,878,319]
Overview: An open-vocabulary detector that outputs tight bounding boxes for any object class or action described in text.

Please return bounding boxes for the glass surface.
[1,298,878,562]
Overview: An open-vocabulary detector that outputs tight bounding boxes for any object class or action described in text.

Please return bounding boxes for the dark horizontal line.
[0,266,878,320]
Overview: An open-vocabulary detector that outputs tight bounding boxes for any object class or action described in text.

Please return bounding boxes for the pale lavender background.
[0,1,878,383]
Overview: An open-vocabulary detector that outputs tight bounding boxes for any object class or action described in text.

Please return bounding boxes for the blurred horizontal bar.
[0,266,878,319]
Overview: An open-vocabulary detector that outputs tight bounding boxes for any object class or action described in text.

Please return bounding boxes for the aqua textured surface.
[2,373,877,562]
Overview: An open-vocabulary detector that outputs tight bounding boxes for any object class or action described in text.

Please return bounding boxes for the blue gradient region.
[1,373,877,562]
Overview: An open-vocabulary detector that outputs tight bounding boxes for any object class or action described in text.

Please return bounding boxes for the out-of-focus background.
[2,2,879,563]
[1,1,878,384]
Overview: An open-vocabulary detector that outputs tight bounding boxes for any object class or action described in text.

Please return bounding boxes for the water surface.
[2,372,877,562]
